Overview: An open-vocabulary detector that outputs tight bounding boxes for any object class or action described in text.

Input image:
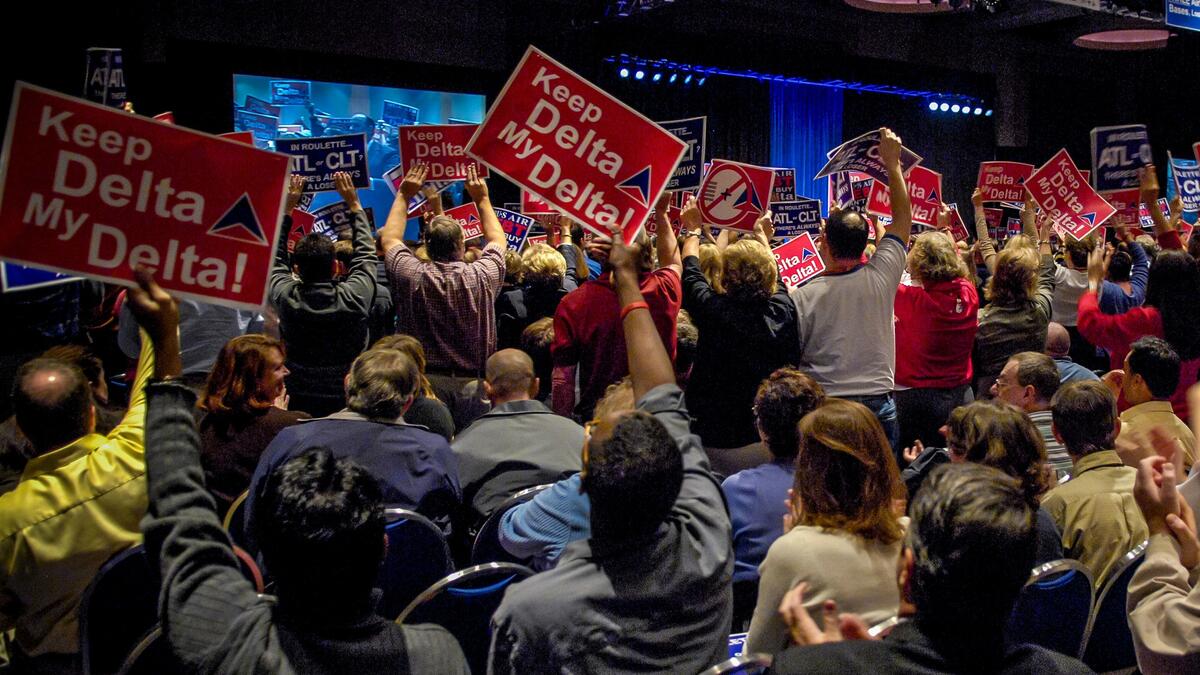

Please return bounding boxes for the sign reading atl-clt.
[466,46,686,243]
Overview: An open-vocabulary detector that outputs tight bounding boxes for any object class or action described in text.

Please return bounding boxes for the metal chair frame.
[1078,539,1148,662]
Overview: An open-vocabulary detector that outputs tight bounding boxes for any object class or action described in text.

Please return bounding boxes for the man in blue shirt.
[1045,322,1101,385]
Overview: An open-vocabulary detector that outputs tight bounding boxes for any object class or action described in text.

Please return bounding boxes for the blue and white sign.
[815,130,923,183]
[234,109,280,145]
[277,133,370,192]
[496,208,535,250]
[1169,154,1200,219]
[1090,124,1152,192]
[269,80,311,105]
[382,100,420,127]
[84,47,126,108]
[771,198,823,238]
[657,116,707,191]
[1,263,78,292]
[310,202,375,238]
[1167,0,1200,33]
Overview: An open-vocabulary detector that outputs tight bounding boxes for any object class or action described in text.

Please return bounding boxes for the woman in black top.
[370,334,455,441]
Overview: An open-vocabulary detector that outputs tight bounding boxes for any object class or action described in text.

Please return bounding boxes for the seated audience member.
[893,221,979,451]
[551,205,682,422]
[990,351,1070,475]
[489,225,732,674]
[198,335,310,514]
[1098,236,1148,315]
[520,317,555,404]
[452,349,583,520]
[743,399,905,655]
[270,173,377,417]
[973,202,1056,396]
[125,271,469,674]
[942,401,1063,564]
[679,196,800,474]
[495,379,634,570]
[769,464,1091,674]
[1078,167,1200,421]
[495,217,580,349]
[722,369,825,583]
[1113,336,1195,472]
[790,129,913,451]
[370,334,454,442]
[1050,233,1105,370]
[1043,380,1149,584]
[1045,321,1100,385]
[245,346,461,544]
[379,164,507,433]
[118,296,254,391]
[0,325,153,670]
[1127,432,1200,674]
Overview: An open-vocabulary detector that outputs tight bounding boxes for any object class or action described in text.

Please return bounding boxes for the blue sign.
[1167,0,1200,33]
[657,116,706,191]
[496,208,535,250]
[1090,124,1151,191]
[84,47,126,108]
[234,109,280,146]
[310,202,375,238]
[1,263,78,292]
[270,80,311,105]
[815,130,923,183]
[1169,155,1200,218]
[382,100,420,126]
[277,133,371,192]
[771,198,823,238]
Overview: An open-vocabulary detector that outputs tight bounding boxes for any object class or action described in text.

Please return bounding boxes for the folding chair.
[700,653,773,675]
[376,507,454,620]
[116,626,172,675]
[1006,558,1095,658]
[396,562,535,674]
[79,546,159,675]
[470,483,555,565]
[222,490,250,550]
[1080,541,1148,671]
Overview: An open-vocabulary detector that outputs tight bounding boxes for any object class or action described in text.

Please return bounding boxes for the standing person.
[379,163,507,433]
[1045,321,1100,385]
[790,128,913,451]
[1098,234,1149,315]
[495,216,580,350]
[679,193,800,475]
[1049,233,1103,370]
[269,173,378,417]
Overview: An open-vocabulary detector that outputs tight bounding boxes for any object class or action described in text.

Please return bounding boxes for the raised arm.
[421,184,444,216]
[971,188,998,274]
[680,195,703,261]
[333,171,376,312]
[466,163,506,250]
[269,175,306,303]
[653,191,682,275]
[380,163,428,254]
[556,215,580,292]
[879,128,912,243]
[1020,195,1039,240]
[608,224,675,401]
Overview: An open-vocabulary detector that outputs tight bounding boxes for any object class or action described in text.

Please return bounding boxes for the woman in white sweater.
[744,399,906,655]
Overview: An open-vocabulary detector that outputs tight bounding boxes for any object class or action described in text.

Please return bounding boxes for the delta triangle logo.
[927,188,940,204]
[208,193,269,246]
[801,247,816,262]
[617,166,653,206]
[733,182,763,214]
[1081,212,1097,225]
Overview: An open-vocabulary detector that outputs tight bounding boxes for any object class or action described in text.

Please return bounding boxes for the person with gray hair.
[1045,321,1100,385]
[244,347,461,543]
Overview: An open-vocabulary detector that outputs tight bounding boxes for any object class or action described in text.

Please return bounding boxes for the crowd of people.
[2,125,1199,675]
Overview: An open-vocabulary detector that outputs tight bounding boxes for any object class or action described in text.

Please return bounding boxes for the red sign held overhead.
[772,232,825,287]
[522,189,555,215]
[946,204,971,242]
[976,161,1033,203]
[0,83,290,310]
[1026,148,1116,241]
[219,131,256,146]
[466,46,687,243]
[697,159,775,232]
[398,124,487,181]
[984,207,1003,233]
[152,111,175,125]
[444,202,483,241]
[286,209,319,253]
[866,165,942,227]
[1099,188,1140,228]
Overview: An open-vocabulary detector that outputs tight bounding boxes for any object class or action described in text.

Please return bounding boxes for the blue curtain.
[769,82,843,214]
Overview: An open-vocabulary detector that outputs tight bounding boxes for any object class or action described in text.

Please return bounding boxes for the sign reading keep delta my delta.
[866,165,942,228]
[772,231,825,287]
[1026,148,1115,240]
[276,133,370,192]
[398,124,488,181]
[466,46,687,243]
[976,161,1033,203]
[0,83,291,310]
[445,202,484,240]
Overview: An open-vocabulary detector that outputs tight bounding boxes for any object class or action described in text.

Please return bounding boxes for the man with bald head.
[452,348,583,519]
[1045,321,1100,385]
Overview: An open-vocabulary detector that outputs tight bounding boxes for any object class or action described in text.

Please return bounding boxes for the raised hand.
[971,187,985,210]
[126,267,182,379]
[753,210,775,247]
[655,189,671,214]
[285,174,308,212]
[333,171,360,211]
[681,195,703,233]
[400,162,429,201]
[1087,239,1107,290]
[878,127,902,169]
[936,203,952,232]
[465,163,489,203]
[902,440,924,464]
[1139,165,1161,206]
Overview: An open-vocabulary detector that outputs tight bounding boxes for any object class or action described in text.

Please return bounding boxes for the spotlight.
[951,104,960,113]
[652,72,662,82]
[684,74,693,84]
[973,107,982,115]
[960,106,970,115]
[669,73,677,83]
[698,76,706,86]
[985,109,993,116]
[939,103,949,111]
[928,101,939,111]
[634,70,645,80]
[619,67,629,78]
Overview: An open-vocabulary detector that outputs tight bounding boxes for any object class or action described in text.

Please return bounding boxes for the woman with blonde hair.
[369,334,454,441]
[744,399,905,654]
[496,217,581,349]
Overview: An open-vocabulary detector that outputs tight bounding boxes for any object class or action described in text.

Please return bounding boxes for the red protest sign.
[644,204,682,236]
[0,83,289,309]
[1180,221,1195,244]
[286,209,318,253]
[466,46,686,243]
[1027,148,1115,240]
[445,202,483,240]
[947,204,970,242]
[152,112,175,125]
[976,161,1033,203]
[984,207,1003,232]
[398,124,487,181]
[522,189,555,215]
[866,165,942,227]
[1100,188,1140,228]
[772,232,825,287]
[1194,142,1199,164]
[698,159,775,231]
[220,131,256,145]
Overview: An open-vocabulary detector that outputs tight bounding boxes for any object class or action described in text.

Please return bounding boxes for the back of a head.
[345,348,419,420]
[39,344,104,388]
[593,377,635,419]
[1063,234,1096,269]
[793,399,902,543]
[13,358,93,454]
[907,231,967,284]
[631,231,655,272]
[201,334,285,417]
[907,463,1035,645]
[521,243,566,288]
[824,209,870,261]
[584,410,681,541]
[944,400,1049,507]
[426,215,464,262]
[753,368,826,460]
[1051,380,1117,456]
[721,240,778,300]
[675,315,699,378]
[503,248,524,285]
[1145,250,1200,360]
[333,239,355,270]
[292,234,335,283]
[520,317,554,363]
[1044,322,1071,359]
[1107,246,1133,282]
[985,246,1037,306]
[371,334,428,375]
[485,349,536,399]
[1012,351,1060,405]
[257,448,385,610]
[1128,335,1181,399]
[697,243,724,293]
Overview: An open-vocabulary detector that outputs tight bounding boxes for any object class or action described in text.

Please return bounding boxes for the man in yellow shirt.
[1115,336,1196,473]
[0,334,153,670]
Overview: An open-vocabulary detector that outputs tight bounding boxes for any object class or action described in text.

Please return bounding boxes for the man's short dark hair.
[753,368,826,459]
[1128,336,1181,399]
[40,344,104,387]
[584,411,682,540]
[292,234,335,282]
[824,209,871,260]
[907,463,1035,649]
[1010,351,1060,403]
[426,215,463,262]
[345,349,419,420]
[256,448,385,607]
[12,358,93,454]
[1107,248,1133,282]
[1051,380,1118,456]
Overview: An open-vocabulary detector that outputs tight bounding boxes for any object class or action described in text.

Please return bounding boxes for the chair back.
[79,546,159,675]
[396,562,535,674]
[377,507,454,619]
[1006,559,1095,658]
[700,653,773,675]
[470,483,555,565]
[1080,541,1148,671]
[116,627,172,675]
[222,490,250,550]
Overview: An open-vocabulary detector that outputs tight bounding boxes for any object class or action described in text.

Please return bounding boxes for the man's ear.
[483,380,495,402]
[1051,421,1065,446]
[528,377,541,399]
[88,404,97,434]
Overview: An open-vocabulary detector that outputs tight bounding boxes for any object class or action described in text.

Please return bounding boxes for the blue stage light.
[951,104,960,113]
[939,103,950,111]
[684,74,693,84]
[619,67,629,78]
[985,109,993,116]
[928,101,939,111]
[669,73,677,83]
[973,107,983,115]
[634,70,645,80]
